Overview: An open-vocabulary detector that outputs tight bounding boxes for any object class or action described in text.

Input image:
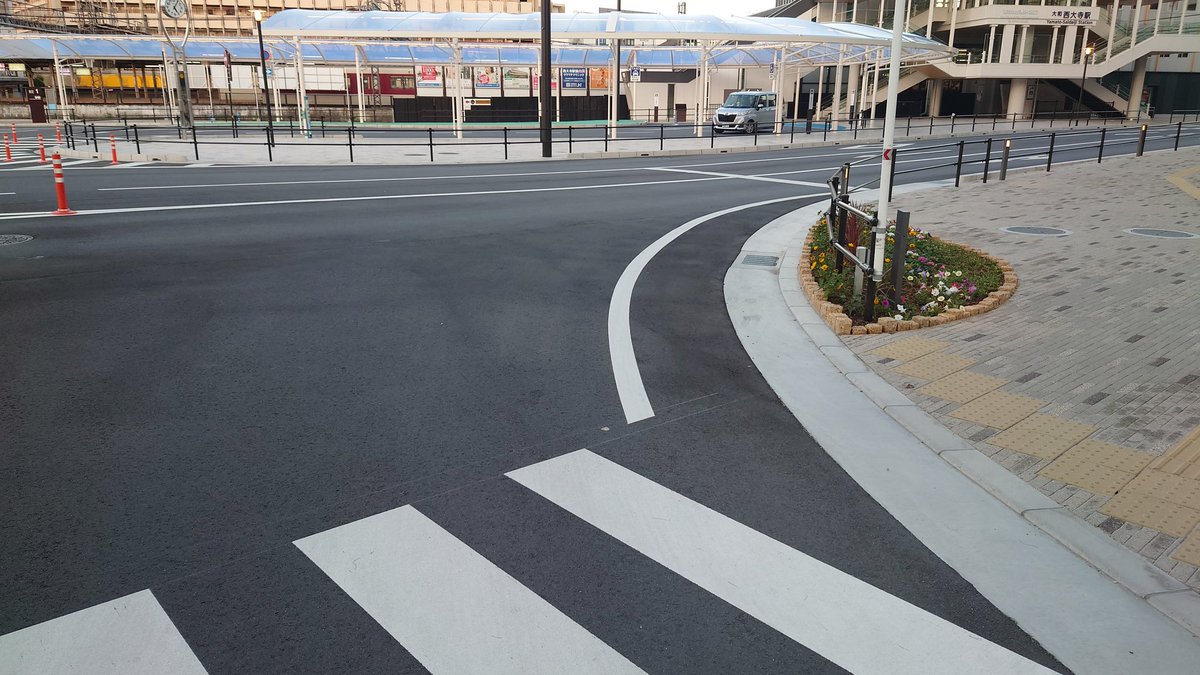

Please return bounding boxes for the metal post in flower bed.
[825,169,880,322]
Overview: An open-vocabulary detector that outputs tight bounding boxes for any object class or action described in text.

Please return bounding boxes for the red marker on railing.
[50,153,76,216]
[109,133,118,165]
[55,122,63,145]
[3,133,10,162]
[38,133,47,163]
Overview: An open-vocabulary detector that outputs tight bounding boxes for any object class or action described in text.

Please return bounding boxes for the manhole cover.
[1123,228,1199,239]
[742,254,780,267]
[0,234,32,246]
[1001,226,1071,237]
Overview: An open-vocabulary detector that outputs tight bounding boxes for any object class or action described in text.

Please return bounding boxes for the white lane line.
[0,157,46,166]
[649,166,827,188]
[607,194,817,425]
[96,165,662,191]
[508,450,1055,675]
[0,192,16,196]
[0,589,209,675]
[0,176,733,222]
[295,505,646,675]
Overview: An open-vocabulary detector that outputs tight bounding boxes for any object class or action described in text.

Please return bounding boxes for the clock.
[160,0,187,19]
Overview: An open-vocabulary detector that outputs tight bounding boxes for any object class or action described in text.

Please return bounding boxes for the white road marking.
[607,194,818,424]
[0,157,45,167]
[0,589,209,675]
[295,505,646,675]
[0,176,733,222]
[0,192,15,196]
[650,166,827,188]
[508,450,1055,675]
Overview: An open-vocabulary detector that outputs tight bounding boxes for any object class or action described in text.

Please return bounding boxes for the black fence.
[56,113,1200,166]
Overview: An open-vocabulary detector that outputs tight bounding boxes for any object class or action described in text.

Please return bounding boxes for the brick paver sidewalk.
[844,150,1200,589]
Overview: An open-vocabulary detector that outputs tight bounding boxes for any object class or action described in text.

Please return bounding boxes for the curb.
[57,147,188,163]
[769,186,1200,639]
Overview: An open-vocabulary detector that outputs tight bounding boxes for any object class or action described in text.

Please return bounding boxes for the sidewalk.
[725,152,1200,673]
[844,151,1200,590]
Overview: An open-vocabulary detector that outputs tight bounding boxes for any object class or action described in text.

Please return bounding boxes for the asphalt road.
[1,126,1194,673]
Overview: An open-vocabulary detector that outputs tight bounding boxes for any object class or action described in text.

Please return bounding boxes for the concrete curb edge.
[762,172,1200,639]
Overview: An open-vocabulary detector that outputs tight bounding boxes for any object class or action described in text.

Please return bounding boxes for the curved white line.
[608,194,821,425]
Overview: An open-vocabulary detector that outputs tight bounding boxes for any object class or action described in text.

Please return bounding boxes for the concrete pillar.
[1050,26,1060,63]
[1062,25,1078,63]
[1017,25,1030,63]
[832,53,845,120]
[1007,78,1029,119]
[1126,55,1147,119]
[1000,24,1016,63]
[928,79,943,117]
[847,63,861,118]
[986,25,997,62]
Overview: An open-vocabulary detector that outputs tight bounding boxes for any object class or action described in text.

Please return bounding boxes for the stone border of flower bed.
[797,223,1019,336]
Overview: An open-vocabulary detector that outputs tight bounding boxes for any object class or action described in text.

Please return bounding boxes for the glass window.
[723,93,758,108]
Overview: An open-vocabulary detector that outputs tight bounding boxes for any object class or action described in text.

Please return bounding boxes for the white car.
[713,91,777,134]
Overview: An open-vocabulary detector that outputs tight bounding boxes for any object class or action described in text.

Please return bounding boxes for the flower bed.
[798,209,1018,335]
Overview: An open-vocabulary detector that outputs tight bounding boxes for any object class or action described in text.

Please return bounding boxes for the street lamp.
[253,9,275,154]
[1075,44,1094,125]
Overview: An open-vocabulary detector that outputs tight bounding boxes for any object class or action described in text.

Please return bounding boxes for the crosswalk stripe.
[507,449,1054,675]
[0,589,209,675]
[0,158,45,166]
[295,505,647,675]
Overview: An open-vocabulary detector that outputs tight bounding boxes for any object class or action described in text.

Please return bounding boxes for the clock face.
[160,0,187,19]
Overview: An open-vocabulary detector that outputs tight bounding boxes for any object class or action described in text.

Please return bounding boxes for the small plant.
[810,212,1002,324]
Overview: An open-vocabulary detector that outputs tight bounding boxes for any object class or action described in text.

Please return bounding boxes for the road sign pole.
[874,0,907,288]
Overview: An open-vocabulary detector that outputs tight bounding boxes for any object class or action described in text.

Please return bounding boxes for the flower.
[811,262,817,269]
[906,275,914,281]
[820,264,829,271]
[954,270,963,277]
[937,295,946,301]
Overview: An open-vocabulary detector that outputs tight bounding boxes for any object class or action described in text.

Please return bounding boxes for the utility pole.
[539,0,552,157]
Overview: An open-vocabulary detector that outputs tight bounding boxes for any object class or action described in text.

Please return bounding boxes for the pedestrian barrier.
[2,133,10,162]
[55,122,63,145]
[10,122,17,144]
[38,133,46,163]
[50,153,76,216]
[109,133,118,165]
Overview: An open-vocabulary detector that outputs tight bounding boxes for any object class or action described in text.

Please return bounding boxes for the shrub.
[810,210,1002,323]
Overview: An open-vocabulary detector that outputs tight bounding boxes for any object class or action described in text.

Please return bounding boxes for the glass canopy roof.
[0,11,951,67]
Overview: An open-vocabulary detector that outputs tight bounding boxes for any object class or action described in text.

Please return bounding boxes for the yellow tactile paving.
[1040,461,1138,495]
[1172,530,1200,567]
[949,389,1045,429]
[1151,426,1200,476]
[1069,439,1157,474]
[1166,164,1200,201]
[867,338,950,361]
[988,414,1096,460]
[916,370,1008,404]
[891,353,976,380]
[1101,491,1200,537]
[1124,469,1200,509]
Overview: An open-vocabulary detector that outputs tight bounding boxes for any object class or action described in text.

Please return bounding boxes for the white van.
[712,91,777,134]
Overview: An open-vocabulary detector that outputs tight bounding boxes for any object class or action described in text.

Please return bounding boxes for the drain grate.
[742,254,780,267]
[1123,228,1199,239]
[0,234,32,246]
[1001,226,1070,237]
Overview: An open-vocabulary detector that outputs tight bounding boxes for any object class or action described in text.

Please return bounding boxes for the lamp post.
[1074,44,1094,124]
[253,9,275,150]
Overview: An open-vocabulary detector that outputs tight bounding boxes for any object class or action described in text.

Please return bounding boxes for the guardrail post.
[90,123,99,153]
[888,148,899,200]
[1011,114,1017,131]
[835,163,850,273]
[347,127,354,163]
[863,221,878,323]
[50,153,76,216]
[954,140,965,187]
[999,139,1011,180]
[890,210,910,308]
[950,113,955,134]
[569,126,574,153]
[824,115,830,142]
[1046,132,1055,171]
[1136,123,1147,156]
[660,124,665,151]
[982,137,993,183]
[1098,127,1106,162]
[906,116,911,136]
[1176,121,1183,151]
[789,119,795,143]
[191,126,199,161]
[754,124,760,145]
[972,113,977,132]
[123,119,130,141]
[428,128,434,162]
[133,125,140,154]
[929,116,934,134]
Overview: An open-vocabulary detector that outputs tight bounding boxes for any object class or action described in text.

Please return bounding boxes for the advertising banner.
[588,67,611,90]
[561,68,587,89]
[417,64,442,88]
[503,67,531,91]
[475,66,500,88]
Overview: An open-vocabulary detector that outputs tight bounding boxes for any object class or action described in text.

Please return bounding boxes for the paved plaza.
[843,150,1200,589]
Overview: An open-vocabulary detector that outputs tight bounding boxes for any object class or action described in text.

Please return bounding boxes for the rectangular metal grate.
[742,254,780,267]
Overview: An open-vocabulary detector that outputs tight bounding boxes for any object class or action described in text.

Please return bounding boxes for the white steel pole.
[874,0,908,285]
[354,46,365,123]
[610,40,618,140]
[294,37,308,136]
[52,40,69,121]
